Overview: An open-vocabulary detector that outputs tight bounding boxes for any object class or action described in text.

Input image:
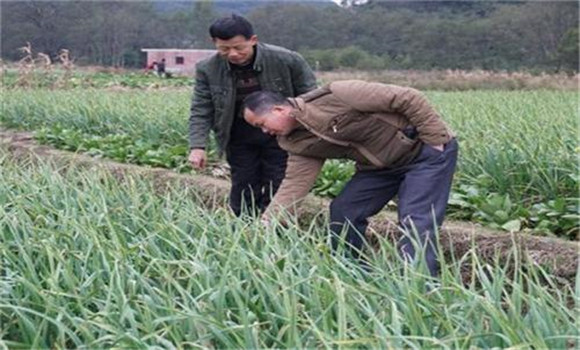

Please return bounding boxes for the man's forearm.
[264,154,324,218]
[188,114,211,149]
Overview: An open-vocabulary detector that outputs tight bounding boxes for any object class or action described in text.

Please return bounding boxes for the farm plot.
[0,150,577,348]
[1,88,577,237]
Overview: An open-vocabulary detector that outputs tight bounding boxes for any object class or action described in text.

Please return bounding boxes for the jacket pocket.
[368,129,420,167]
[396,130,416,146]
[327,112,367,141]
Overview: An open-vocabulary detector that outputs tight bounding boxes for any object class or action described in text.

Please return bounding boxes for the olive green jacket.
[267,80,455,217]
[188,43,317,152]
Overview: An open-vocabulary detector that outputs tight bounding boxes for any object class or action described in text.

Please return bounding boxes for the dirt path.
[1,128,578,281]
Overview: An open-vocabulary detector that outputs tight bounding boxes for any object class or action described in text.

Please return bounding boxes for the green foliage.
[530,198,579,240]
[557,28,579,72]
[1,153,577,348]
[35,127,191,171]
[1,69,192,89]
[302,46,389,71]
[337,46,365,68]
[313,160,355,197]
[0,88,577,238]
[450,187,522,231]
[302,49,338,71]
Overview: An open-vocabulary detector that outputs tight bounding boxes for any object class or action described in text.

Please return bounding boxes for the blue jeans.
[329,139,459,276]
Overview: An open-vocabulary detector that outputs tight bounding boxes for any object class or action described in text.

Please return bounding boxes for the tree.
[189,1,217,48]
[1,0,577,72]
[489,1,578,71]
[1,1,72,60]
[557,28,579,72]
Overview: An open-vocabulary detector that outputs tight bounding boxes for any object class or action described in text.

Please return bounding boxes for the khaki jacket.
[267,80,455,217]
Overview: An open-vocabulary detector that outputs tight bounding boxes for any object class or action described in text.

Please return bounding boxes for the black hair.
[209,14,254,40]
[243,91,290,116]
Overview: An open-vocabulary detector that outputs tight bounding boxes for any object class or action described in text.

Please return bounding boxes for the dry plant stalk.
[55,49,74,88]
[14,42,75,89]
[36,53,52,72]
[17,42,35,87]
[36,52,54,87]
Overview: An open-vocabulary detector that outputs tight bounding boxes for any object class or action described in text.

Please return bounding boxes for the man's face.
[244,106,297,136]
[214,35,258,66]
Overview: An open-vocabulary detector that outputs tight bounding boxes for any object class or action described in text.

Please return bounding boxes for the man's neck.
[230,46,257,68]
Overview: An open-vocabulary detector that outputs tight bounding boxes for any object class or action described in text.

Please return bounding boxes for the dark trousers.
[329,139,458,276]
[226,136,288,217]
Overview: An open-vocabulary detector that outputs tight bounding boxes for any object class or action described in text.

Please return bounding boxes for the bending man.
[243,80,458,276]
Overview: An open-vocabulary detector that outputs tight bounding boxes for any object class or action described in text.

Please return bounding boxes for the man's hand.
[188,148,207,169]
[260,215,271,228]
[260,213,290,229]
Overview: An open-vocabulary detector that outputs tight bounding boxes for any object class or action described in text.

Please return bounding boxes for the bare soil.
[1,128,577,283]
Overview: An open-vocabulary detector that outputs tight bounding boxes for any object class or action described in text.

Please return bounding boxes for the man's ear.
[273,105,293,117]
[242,108,250,120]
[272,105,286,114]
[249,35,258,45]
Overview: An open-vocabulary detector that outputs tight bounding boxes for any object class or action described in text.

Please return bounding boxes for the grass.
[1,68,192,89]
[429,90,577,200]
[1,88,577,236]
[0,151,578,348]
[1,89,576,200]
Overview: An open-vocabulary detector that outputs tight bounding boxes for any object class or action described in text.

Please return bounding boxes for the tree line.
[1,0,577,72]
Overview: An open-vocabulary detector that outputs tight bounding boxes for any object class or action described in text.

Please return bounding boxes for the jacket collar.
[288,97,307,125]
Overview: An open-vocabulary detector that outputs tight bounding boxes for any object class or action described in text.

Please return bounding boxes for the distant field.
[1,88,577,237]
[1,66,579,91]
[317,69,580,91]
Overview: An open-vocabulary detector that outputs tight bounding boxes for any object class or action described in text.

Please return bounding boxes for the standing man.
[243,80,458,276]
[157,58,166,77]
[188,14,317,216]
